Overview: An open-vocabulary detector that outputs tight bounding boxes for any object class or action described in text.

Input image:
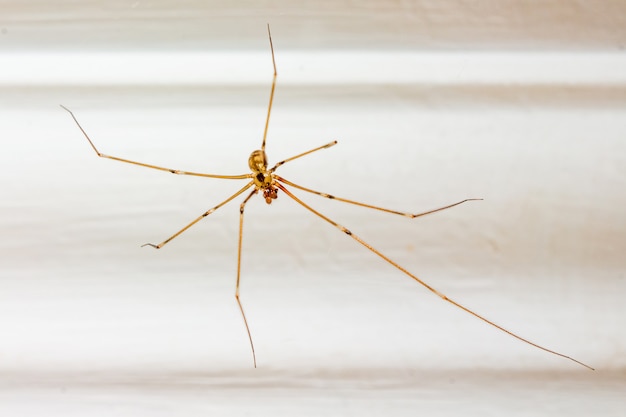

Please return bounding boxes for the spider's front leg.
[141,181,255,249]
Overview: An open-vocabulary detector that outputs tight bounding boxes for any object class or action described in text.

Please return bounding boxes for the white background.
[1,1,625,416]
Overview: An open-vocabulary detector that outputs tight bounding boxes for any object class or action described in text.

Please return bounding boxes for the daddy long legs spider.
[61,25,593,370]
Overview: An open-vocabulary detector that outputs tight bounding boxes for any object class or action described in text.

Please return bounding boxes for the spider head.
[263,186,278,204]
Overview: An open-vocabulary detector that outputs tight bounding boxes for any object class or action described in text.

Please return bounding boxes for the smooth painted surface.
[1,1,625,416]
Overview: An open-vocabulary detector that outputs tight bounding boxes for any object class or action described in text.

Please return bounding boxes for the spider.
[61,25,593,370]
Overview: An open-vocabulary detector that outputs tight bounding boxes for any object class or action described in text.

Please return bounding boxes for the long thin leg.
[237,188,259,367]
[276,183,594,370]
[261,24,277,152]
[142,181,254,249]
[276,175,482,218]
[61,105,252,180]
[269,141,338,172]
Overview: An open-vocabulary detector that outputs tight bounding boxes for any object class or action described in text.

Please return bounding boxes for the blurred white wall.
[0,1,624,416]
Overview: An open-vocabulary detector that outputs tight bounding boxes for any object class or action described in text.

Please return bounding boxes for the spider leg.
[275,183,594,371]
[236,188,260,367]
[261,24,277,152]
[269,141,338,172]
[142,181,255,249]
[61,105,251,180]
[276,176,481,218]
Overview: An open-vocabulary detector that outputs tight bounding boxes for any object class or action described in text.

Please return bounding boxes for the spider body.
[248,149,278,203]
